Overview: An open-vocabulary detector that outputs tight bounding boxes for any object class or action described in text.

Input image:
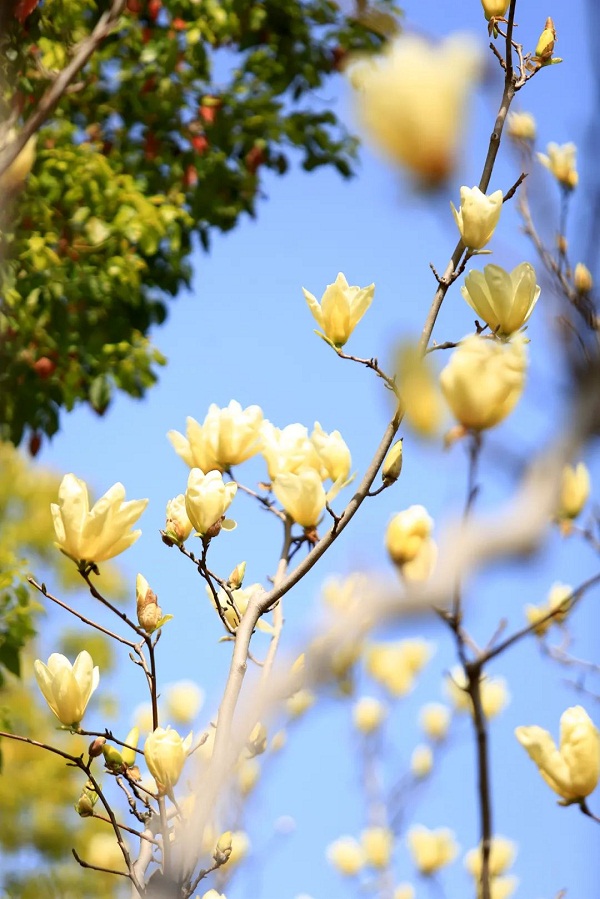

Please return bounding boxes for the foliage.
[0,0,401,447]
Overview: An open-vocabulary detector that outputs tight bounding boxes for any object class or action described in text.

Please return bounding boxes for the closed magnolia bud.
[411,744,434,778]
[102,743,125,773]
[361,826,394,869]
[535,17,556,62]
[246,722,268,758]
[481,0,509,20]
[228,561,246,589]
[382,440,403,485]
[327,836,364,876]
[574,263,593,294]
[74,792,95,817]
[136,573,163,634]
[385,505,433,566]
[214,830,233,864]
[121,726,139,768]
[451,186,503,250]
[507,111,536,143]
[419,703,451,742]
[557,462,590,522]
[353,696,387,734]
[88,736,106,757]
[164,494,193,543]
[538,142,578,191]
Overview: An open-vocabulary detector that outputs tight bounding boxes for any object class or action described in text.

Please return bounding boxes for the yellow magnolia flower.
[321,572,371,613]
[311,422,352,483]
[365,640,432,698]
[238,757,261,796]
[507,111,536,142]
[407,825,458,875]
[445,668,509,718]
[185,468,237,537]
[51,473,148,565]
[327,836,364,876]
[393,886,415,899]
[525,581,572,636]
[260,422,320,480]
[515,705,600,801]
[273,468,327,528]
[144,726,193,796]
[481,0,509,19]
[303,272,374,347]
[419,703,451,742]
[208,583,272,633]
[361,826,394,868]
[461,263,540,336]
[451,186,503,250]
[385,505,433,566]
[136,573,163,634]
[34,651,99,727]
[352,34,482,186]
[164,494,193,543]
[538,142,578,190]
[411,744,434,778]
[464,836,516,878]
[395,344,444,438]
[168,401,264,473]
[382,440,403,484]
[286,688,316,718]
[353,696,387,734]
[557,462,590,521]
[440,335,526,431]
[224,831,250,866]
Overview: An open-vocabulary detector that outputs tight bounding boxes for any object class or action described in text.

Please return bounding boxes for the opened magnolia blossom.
[451,186,503,250]
[51,473,148,565]
[515,705,600,802]
[273,468,328,529]
[461,263,541,336]
[351,33,482,186]
[34,651,99,727]
[302,272,374,347]
[168,400,263,473]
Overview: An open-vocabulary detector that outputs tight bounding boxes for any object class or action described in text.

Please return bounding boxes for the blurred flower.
[261,422,320,480]
[395,345,444,438]
[224,831,250,866]
[144,726,193,797]
[238,757,261,796]
[185,468,237,537]
[445,668,509,718]
[393,886,415,899]
[574,263,593,294]
[515,706,600,801]
[361,826,394,868]
[133,702,154,733]
[168,401,264,473]
[303,272,374,347]
[353,697,387,734]
[165,681,204,724]
[419,703,451,742]
[327,836,364,876]
[451,186,503,250]
[507,111,536,142]
[165,494,193,544]
[51,473,147,565]
[34,651,99,727]
[525,582,572,636]
[286,689,316,718]
[411,744,434,778]
[311,422,352,483]
[407,825,458,875]
[557,462,590,522]
[0,129,36,192]
[440,335,527,431]
[385,505,433,566]
[322,572,371,613]
[464,836,516,878]
[365,640,432,698]
[273,468,327,528]
[208,583,272,634]
[461,263,540,336]
[86,832,127,872]
[351,34,482,186]
[201,891,226,899]
[538,142,578,190]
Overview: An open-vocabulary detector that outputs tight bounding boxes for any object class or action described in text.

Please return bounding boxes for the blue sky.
[25,1,600,897]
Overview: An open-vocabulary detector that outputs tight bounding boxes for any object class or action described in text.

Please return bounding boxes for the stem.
[92,813,160,845]
[80,571,147,637]
[466,665,493,899]
[260,517,293,687]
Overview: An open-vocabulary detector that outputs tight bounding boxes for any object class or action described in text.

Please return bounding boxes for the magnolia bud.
[103,743,125,773]
[136,573,163,634]
[214,830,233,864]
[74,781,99,817]
[382,440,403,486]
[228,561,246,589]
[121,726,139,768]
[535,17,556,63]
[574,263,593,294]
[246,722,267,758]
[88,736,106,758]
[480,0,509,21]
